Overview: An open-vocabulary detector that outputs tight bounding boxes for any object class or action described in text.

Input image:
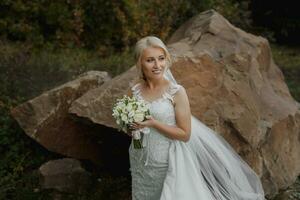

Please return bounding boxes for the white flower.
[121,114,128,123]
[128,111,135,118]
[134,112,145,122]
[112,109,119,117]
[112,95,150,133]
[126,104,133,111]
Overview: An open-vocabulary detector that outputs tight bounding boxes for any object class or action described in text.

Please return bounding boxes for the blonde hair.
[134,36,172,81]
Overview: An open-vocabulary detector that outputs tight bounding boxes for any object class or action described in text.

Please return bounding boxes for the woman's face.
[140,47,167,81]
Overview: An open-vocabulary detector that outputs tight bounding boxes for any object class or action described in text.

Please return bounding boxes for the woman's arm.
[134,86,191,142]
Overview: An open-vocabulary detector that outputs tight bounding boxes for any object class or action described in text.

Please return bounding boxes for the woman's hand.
[129,116,156,130]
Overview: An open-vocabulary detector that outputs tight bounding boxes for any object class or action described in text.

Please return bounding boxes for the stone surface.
[69,67,138,129]
[39,158,92,193]
[69,10,300,197]
[11,71,110,164]
[166,10,300,198]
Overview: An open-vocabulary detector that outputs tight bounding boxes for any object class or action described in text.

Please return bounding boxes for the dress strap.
[167,83,182,97]
[131,82,182,104]
[131,83,142,99]
[163,82,182,105]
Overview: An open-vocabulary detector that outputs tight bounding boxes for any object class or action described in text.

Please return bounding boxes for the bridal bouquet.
[112,95,151,149]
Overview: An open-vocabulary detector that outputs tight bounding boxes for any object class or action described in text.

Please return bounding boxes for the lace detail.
[129,81,182,200]
[131,81,182,105]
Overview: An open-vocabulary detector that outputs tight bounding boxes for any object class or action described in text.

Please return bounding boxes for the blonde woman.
[128,36,265,200]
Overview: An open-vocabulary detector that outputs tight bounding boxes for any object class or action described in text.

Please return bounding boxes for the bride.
[127,36,265,200]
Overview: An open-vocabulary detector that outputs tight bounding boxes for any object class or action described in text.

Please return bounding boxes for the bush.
[0,41,136,199]
[0,97,56,199]
[0,41,135,100]
[271,44,300,102]
[0,0,254,51]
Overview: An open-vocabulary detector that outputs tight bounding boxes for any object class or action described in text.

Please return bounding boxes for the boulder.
[11,71,110,164]
[38,158,92,193]
[69,10,300,197]
[166,10,300,197]
[69,67,137,129]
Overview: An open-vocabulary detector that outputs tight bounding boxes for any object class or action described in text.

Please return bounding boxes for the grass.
[270,43,300,102]
[0,41,135,101]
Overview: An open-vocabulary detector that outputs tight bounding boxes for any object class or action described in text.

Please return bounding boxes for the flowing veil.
[161,69,265,200]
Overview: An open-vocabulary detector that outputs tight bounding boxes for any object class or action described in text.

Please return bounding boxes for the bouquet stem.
[132,130,143,149]
[133,139,143,149]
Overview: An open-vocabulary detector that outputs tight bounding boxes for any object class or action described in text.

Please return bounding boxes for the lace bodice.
[131,82,182,126]
[129,81,182,199]
[129,81,182,167]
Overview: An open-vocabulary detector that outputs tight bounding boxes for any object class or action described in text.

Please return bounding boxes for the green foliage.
[270,44,300,102]
[0,41,135,199]
[0,41,134,100]
[0,97,54,199]
[209,0,252,30]
[0,0,254,51]
[0,0,83,48]
[0,43,69,100]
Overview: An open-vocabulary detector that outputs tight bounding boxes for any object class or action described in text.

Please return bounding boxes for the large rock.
[69,67,138,128]
[69,10,300,197]
[11,71,110,164]
[166,10,300,197]
[39,158,92,193]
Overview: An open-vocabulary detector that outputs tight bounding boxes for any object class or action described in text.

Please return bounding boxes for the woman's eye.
[145,57,164,62]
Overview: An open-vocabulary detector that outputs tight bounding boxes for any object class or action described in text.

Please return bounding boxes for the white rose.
[142,107,148,112]
[117,102,124,108]
[121,114,128,123]
[126,104,133,112]
[128,111,134,118]
[112,109,119,117]
[121,106,127,113]
[134,112,145,122]
[116,119,121,125]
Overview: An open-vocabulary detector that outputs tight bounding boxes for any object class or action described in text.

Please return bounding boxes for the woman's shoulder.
[167,82,189,106]
[167,82,185,97]
[129,81,143,97]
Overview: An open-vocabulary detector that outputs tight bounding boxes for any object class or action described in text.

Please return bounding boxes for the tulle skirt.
[160,116,265,200]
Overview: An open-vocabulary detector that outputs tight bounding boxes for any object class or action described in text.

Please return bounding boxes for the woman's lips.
[152,69,161,74]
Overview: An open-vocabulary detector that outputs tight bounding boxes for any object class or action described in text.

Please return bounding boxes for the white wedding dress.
[129,81,265,200]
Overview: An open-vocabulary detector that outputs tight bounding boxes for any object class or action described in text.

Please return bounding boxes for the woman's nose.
[154,59,161,68]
